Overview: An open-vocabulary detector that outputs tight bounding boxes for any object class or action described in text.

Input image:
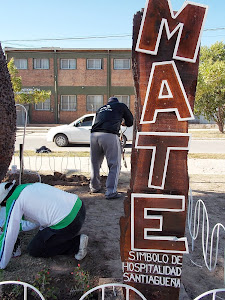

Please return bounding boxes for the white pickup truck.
[46,113,133,147]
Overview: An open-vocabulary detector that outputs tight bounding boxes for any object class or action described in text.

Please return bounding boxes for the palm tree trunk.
[0,44,16,182]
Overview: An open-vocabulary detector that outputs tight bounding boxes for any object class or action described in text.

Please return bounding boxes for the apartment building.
[5,48,135,124]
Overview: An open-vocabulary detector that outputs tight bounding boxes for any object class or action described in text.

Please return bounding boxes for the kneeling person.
[0,181,88,269]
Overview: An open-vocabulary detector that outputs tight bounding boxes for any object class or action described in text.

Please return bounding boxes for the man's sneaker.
[105,192,122,200]
[90,187,102,193]
[12,245,21,257]
[75,234,88,260]
[12,239,21,258]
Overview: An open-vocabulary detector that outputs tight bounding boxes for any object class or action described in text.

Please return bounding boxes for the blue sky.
[1,0,224,49]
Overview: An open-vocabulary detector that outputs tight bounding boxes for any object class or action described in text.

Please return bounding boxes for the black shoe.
[90,187,102,194]
[105,192,122,199]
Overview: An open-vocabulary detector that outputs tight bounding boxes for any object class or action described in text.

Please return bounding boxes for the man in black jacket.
[90,97,133,199]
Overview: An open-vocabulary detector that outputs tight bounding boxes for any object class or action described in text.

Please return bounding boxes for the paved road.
[13,131,225,175]
[15,132,131,152]
[190,139,225,153]
[15,131,225,154]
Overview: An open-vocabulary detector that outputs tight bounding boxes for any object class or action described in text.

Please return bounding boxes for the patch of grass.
[14,150,90,157]
[188,153,225,159]
[189,129,225,139]
[14,150,225,160]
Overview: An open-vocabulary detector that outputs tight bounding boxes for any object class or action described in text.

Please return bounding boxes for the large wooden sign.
[120,1,208,299]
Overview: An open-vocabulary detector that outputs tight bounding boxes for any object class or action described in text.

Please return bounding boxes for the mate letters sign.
[120,0,208,299]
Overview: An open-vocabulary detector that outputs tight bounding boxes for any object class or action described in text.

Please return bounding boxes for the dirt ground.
[182,173,225,299]
[1,166,225,299]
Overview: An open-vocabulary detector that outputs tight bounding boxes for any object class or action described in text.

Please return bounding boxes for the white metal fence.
[194,288,225,300]
[188,189,225,275]
[0,281,45,300]
[79,283,147,300]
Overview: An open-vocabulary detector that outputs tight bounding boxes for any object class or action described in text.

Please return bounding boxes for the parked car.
[46,113,133,147]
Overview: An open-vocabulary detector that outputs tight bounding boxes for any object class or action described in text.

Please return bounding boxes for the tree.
[195,42,225,133]
[7,58,51,104]
[0,46,16,182]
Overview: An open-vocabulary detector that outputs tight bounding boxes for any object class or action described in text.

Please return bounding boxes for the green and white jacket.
[0,182,82,269]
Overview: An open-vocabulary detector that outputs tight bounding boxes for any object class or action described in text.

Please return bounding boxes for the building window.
[114,58,130,70]
[87,95,103,111]
[60,59,76,69]
[14,59,28,69]
[61,95,77,111]
[33,58,49,69]
[115,95,130,108]
[87,59,102,70]
[35,98,50,110]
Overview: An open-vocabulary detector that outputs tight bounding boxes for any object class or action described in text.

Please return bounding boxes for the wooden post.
[120,1,208,299]
[19,143,24,185]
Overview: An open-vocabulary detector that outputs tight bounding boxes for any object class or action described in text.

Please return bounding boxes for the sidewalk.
[16,125,56,133]
[16,123,218,133]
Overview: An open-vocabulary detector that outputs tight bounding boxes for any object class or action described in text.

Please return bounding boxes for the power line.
[1,28,224,45]
[1,34,131,43]
[204,27,225,31]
